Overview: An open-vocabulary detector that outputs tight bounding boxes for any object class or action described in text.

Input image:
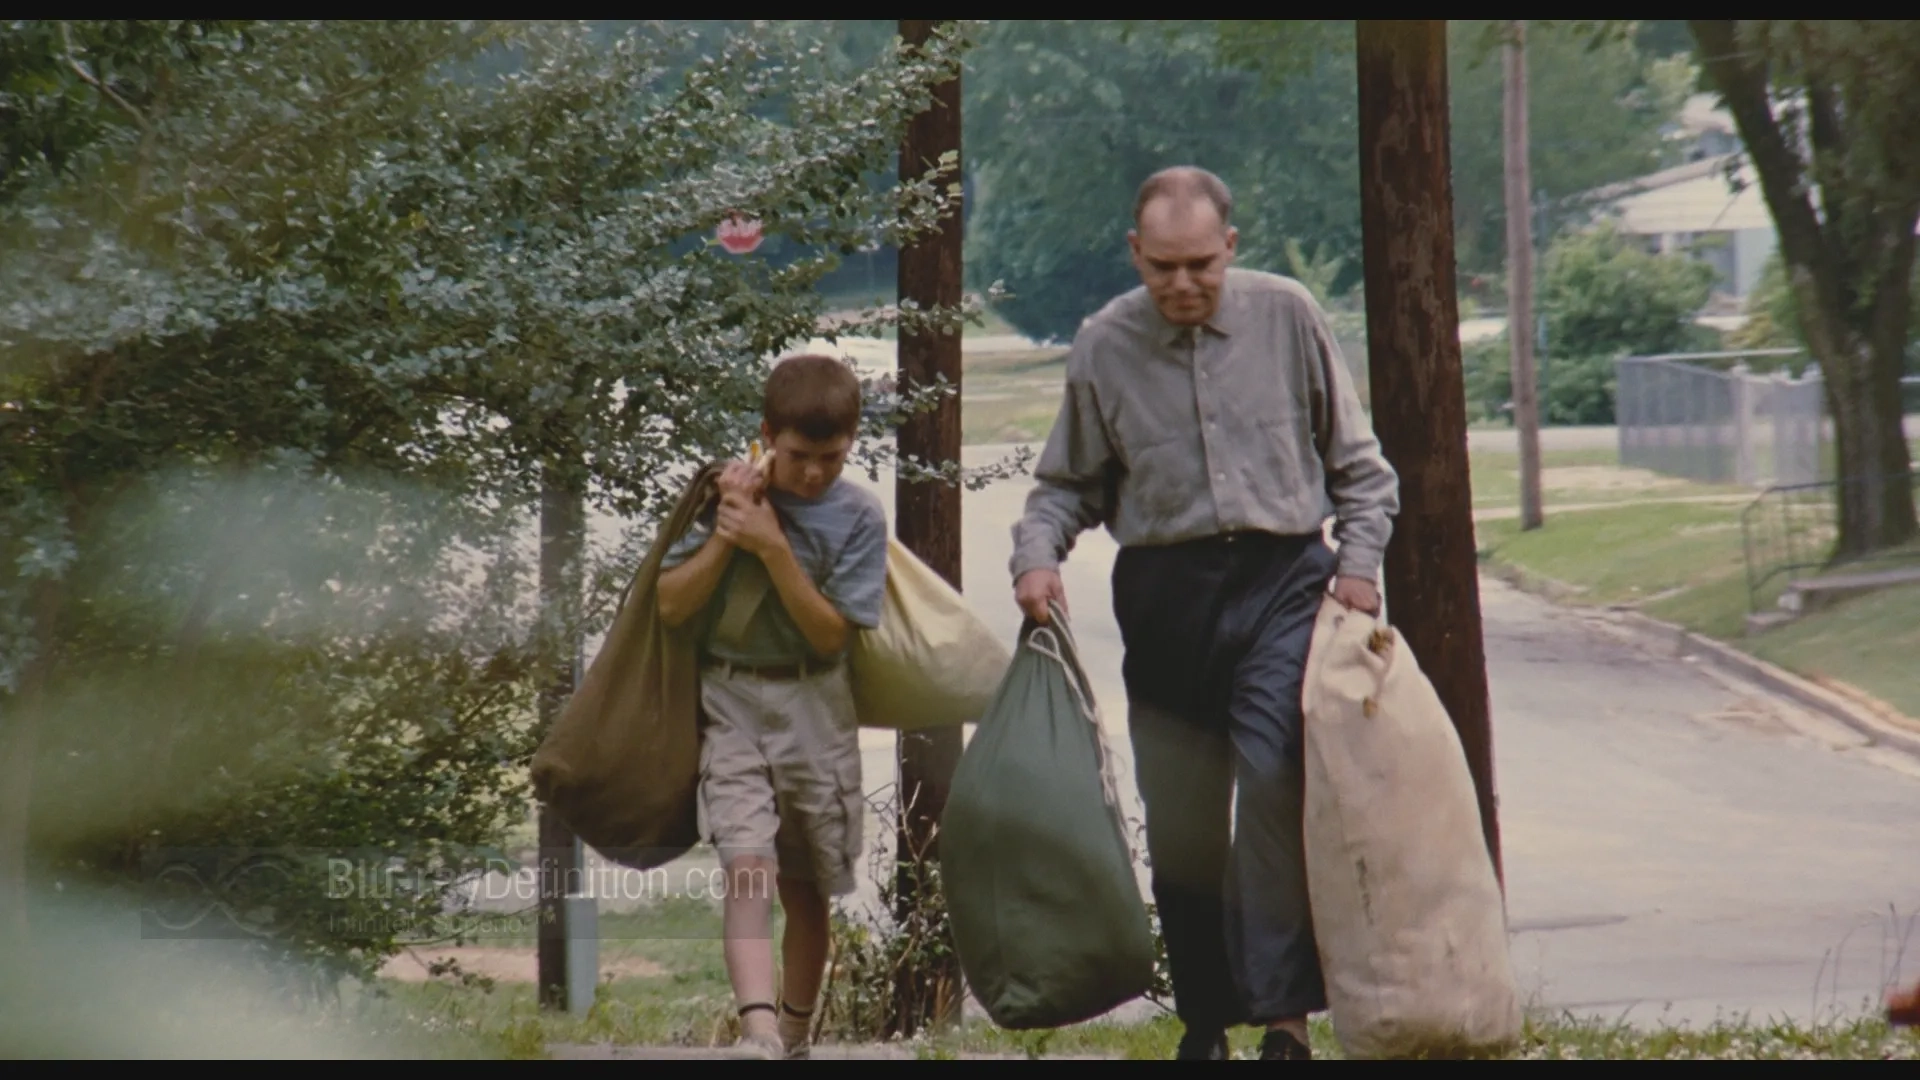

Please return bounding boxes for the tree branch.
[1688,21,1834,295]
[1794,23,1850,251]
[59,22,152,136]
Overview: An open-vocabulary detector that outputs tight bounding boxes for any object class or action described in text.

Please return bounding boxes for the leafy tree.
[1445,20,1694,279]
[963,20,1360,344]
[0,18,1000,984]
[1210,20,1688,279]
[1634,20,1698,59]
[0,20,253,205]
[1540,222,1718,359]
[1465,222,1717,424]
[963,20,1692,345]
[1687,20,1919,556]
[1733,251,1920,381]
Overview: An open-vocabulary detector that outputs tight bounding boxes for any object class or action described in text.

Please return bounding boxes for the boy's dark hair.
[764,353,862,441]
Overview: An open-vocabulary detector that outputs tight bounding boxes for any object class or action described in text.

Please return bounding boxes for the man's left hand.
[1330,575,1381,616]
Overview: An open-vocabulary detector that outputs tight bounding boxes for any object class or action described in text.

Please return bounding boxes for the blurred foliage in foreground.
[0,18,1018,988]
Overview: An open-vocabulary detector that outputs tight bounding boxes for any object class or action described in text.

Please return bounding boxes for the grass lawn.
[14,881,1916,1060]
[336,894,1920,1059]
[1740,578,1920,720]
[1475,500,1750,607]
[1468,448,1751,512]
[1475,495,1920,721]
[960,346,1067,445]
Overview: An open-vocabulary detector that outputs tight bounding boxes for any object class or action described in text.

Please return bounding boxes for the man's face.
[1128,198,1237,327]
[763,424,852,500]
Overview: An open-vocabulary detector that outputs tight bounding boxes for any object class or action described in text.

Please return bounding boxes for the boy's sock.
[777,997,813,1050]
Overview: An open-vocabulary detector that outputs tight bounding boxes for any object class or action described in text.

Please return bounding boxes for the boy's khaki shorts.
[697,659,864,899]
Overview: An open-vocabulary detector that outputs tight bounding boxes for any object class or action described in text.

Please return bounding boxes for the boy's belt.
[701,656,839,681]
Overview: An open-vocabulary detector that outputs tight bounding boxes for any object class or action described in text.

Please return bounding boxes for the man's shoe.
[1259,1027,1312,1060]
[1176,1028,1229,1060]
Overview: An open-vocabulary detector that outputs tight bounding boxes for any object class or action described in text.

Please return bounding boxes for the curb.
[1485,560,1920,760]
[1601,608,1920,761]
[1479,556,1588,604]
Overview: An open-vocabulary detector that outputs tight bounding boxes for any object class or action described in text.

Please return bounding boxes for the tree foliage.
[0,20,253,205]
[1541,222,1719,359]
[1689,20,1919,556]
[963,20,1362,345]
[961,20,1690,345]
[0,18,998,985]
[1465,222,1719,425]
[1444,20,1694,281]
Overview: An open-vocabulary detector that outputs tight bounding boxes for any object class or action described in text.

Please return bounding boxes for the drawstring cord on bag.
[1024,603,1138,866]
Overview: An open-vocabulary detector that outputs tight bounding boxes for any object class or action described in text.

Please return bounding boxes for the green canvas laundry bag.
[941,602,1158,1030]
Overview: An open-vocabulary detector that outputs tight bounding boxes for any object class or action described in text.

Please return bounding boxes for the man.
[1008,166,1400,1061]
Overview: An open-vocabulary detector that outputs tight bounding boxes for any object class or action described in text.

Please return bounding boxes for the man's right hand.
[1015,568,1067,625]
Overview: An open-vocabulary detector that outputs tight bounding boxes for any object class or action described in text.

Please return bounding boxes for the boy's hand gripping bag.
[941,602,1158,1030]
[699,444,1008,733]
[1300,595,1524,1059]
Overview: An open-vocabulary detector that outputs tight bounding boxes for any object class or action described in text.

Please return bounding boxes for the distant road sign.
[716,213,763,255]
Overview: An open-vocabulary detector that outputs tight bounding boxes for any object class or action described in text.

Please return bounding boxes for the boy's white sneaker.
[726,1030,785,1060]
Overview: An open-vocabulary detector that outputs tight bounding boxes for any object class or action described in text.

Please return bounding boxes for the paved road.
[538,442,1920,1032]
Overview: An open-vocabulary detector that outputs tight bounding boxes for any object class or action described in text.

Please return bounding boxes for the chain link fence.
[1615,349,1856,488]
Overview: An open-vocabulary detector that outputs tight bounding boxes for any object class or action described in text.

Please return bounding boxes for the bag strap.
[1024,605,1132,858]
[613,461,726,615]
[711,558,770,648]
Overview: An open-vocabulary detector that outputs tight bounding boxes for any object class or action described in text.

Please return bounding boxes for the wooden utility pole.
[1503,19,1544,532]
[890,18,965,1037]
[536,457,595,1015]
[1355,20,1504,888]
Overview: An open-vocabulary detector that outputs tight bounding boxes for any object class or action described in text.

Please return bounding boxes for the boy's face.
[762,423,852,500]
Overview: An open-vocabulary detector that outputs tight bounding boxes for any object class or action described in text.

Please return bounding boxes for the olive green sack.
[941,602,1159,1030]
[527,462,724,872]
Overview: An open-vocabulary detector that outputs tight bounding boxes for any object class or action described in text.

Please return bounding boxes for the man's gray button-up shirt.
[1009,268,1401,585]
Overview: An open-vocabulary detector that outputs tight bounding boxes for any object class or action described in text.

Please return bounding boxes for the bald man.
[1009,166,1400,1060]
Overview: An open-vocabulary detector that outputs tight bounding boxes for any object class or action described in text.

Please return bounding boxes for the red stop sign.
[717,213,763,255]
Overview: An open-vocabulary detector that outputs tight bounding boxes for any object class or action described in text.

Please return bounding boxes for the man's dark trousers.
[1111,529,1338,1031]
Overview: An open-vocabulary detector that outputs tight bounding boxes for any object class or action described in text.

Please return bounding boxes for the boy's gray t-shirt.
[660,475,889,665]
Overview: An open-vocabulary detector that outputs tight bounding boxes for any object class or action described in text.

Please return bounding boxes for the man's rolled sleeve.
[1307,304,1399,583]
[1008,338,1116,583]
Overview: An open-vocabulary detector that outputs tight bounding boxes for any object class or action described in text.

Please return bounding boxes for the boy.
[656,353,890,1060]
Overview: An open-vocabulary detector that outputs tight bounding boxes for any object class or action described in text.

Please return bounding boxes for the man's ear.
[1224,226,1239,257]
[1127,229,1141,261]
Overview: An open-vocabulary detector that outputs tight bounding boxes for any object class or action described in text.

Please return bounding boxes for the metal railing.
[1740,468,1920,615]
